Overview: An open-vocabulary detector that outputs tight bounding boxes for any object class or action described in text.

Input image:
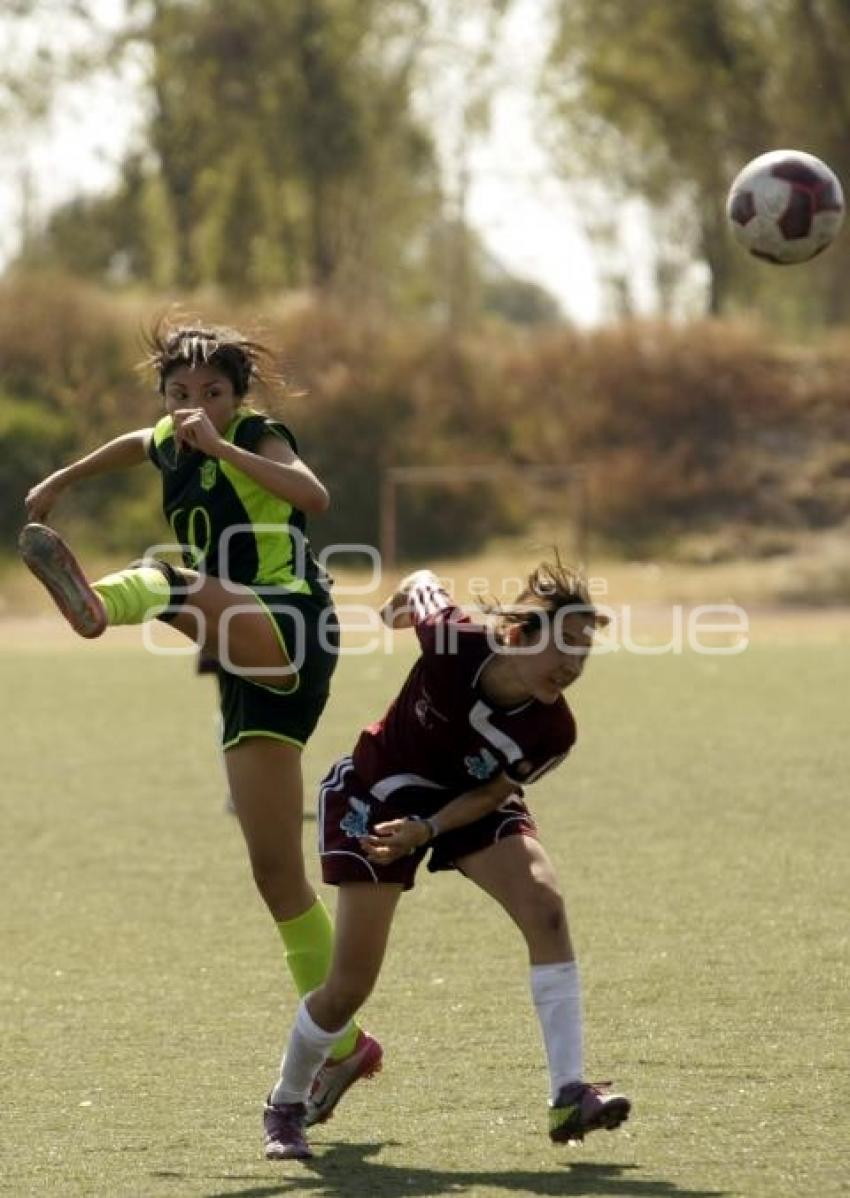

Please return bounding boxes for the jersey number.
[170,506,212,565]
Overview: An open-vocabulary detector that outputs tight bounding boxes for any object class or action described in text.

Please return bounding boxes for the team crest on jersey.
[200,459,217,491]
[464,747,499,780]
[414,688,448,730]
[340,796,371,839]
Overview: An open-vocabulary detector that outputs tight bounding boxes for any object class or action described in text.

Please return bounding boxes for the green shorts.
[215,590,339,750]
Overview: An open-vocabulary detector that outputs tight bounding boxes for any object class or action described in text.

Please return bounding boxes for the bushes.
[2,271,850,560]
[0,396,76,547]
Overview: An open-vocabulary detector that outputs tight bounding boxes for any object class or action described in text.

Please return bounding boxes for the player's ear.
[503,621,524,646]
[514,610,545,645]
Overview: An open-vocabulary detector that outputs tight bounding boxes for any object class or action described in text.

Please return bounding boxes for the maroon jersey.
[351,574,576,806]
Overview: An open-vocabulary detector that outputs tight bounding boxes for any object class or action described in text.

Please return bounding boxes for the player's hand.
[24,473,68,522]
[378,571,436,629]
[360,818,430,863]
[172,408,224,456]
[378,589,414,630]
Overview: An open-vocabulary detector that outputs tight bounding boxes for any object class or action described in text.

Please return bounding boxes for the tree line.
[2,273,849,560]
[544,0,850,323]
[3,0,850,325]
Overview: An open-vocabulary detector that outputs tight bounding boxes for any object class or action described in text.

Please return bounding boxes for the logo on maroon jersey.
[340,796,371,838]
[464,747,500,780]
[414,687,448,730]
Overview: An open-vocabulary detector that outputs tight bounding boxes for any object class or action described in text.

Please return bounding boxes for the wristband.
[411,814,441,843]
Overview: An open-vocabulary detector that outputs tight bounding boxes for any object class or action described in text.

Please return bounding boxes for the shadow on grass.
[184,1139,729,1198]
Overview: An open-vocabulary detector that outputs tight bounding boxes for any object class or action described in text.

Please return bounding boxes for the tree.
[776,0,850,322]
[0,2,96,255]
[32,0,444,305]
[540,0,850,324]
[9,0,553,326]
[542,0,778,317]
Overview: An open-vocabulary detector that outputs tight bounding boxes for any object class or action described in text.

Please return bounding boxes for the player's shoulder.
[504,697,576,785]
[548,696,577,747]
[231,409,297,453]
[420,615,494,692]
[404,571,496,686]
[152,413,174,445]
[148,414,174,468]
[518,694,576,752]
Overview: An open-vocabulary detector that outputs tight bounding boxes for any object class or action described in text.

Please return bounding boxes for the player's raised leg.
[19,522,302,689]
[458,833,631,1143]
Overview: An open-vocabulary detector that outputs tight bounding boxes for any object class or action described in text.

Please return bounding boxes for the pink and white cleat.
[304,1030,383,1127]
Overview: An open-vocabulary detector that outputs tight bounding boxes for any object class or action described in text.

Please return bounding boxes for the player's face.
[512,612,595,704]
[163,364,239,433]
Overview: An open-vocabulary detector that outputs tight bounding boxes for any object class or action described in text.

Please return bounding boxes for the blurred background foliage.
[1,0,850,566]
[3,271,850,562]
[543,0,850,325]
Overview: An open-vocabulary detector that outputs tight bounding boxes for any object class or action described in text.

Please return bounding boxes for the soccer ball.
[726,150,845,264]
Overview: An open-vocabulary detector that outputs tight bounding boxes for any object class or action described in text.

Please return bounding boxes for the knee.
[517,880,567,941]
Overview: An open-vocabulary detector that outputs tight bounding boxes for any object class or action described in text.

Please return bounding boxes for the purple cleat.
[548,1080,631,1144]
[263,1099,312,1160]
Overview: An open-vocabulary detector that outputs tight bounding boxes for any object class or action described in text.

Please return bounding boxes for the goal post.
[379,463,589,570]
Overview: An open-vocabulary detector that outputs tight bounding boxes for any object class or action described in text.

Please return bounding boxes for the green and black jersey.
[148,409,329,597]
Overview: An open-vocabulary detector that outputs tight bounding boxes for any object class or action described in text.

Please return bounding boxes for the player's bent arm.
[361,773,519,862]
[216,434,330,514]
[423,773,519,838]
[25,429,153,521]
[61,429,153,479]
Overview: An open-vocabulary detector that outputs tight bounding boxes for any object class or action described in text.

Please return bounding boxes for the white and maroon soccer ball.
[727,150,845,264]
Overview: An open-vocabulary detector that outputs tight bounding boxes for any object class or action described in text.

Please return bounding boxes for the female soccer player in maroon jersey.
[263,560,631,1159]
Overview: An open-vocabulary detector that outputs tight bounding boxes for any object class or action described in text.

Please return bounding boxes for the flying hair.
[482,551,608,639]
[141,316,284,399]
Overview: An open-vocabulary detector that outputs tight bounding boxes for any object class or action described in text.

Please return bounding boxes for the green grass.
[2,631,848,1196]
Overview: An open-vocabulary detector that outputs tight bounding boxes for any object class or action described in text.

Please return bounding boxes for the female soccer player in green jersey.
[19,320,378,1126]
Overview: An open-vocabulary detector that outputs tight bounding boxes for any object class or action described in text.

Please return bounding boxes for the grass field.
[2,609,849,1197]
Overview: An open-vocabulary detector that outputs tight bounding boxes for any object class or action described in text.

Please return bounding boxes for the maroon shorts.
[317,757,538,890]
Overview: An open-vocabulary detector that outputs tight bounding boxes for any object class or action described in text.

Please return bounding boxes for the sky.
[436,0,606,323]
[0,0,644,327]
[0,0,147,266]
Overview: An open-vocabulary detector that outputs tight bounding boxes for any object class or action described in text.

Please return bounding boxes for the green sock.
[277,897,360,1061]
[93,566,172,626]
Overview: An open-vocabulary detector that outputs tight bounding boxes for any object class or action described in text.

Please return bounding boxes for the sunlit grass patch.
[1,636,848,1196]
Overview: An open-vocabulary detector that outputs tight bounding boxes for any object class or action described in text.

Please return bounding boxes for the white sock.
[530,960,583,1101]
[270,997,345,1107]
